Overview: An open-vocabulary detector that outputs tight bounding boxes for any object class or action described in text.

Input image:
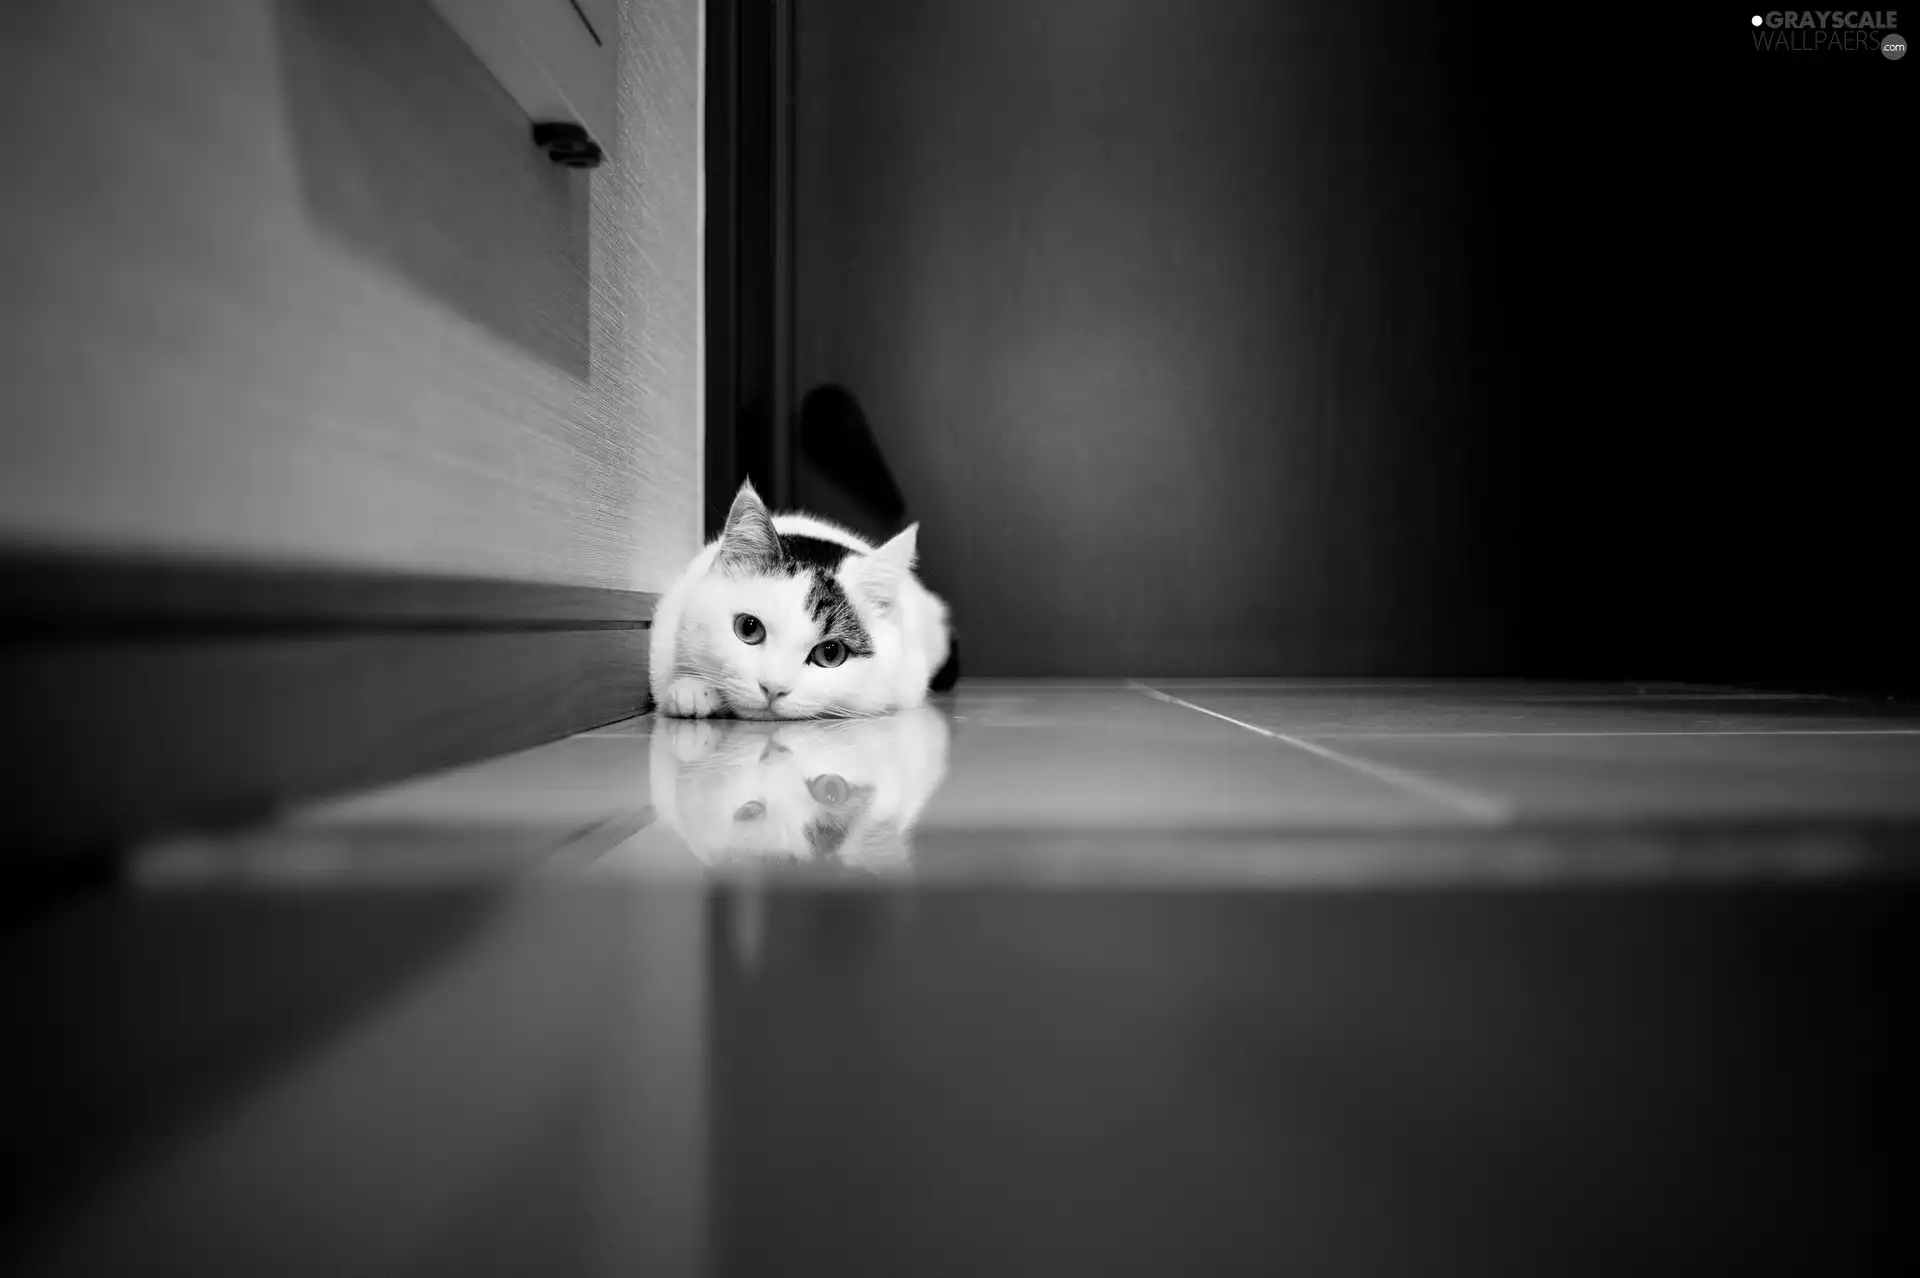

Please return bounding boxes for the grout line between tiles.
[1314,729,1920,739]
[1127,681,1513,824]
[1107,686,1841,701]
[532,806,660,875]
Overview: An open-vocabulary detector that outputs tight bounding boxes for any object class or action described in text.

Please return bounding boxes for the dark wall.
[795,1,1911,685]
[1504,26,1913,696]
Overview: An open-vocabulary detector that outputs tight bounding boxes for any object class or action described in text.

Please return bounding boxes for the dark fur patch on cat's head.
[785,536,875,656]
[715,484,874,655]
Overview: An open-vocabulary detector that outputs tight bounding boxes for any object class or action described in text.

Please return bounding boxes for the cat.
[649,708,952,871]
[649,480,953,719]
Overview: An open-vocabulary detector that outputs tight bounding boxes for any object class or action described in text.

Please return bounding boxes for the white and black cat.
[649,481,954,719]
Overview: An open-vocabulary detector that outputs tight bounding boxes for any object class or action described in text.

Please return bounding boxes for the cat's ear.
[715,480,781,571]
[848,523,918,613]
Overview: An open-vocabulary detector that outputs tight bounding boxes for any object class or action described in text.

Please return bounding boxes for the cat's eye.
[733,800,765,822]
[807,774,849,806]
[733,614,765,645]
[808,639,846,668]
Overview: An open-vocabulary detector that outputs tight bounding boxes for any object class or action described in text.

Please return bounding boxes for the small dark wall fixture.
[534,122,604,168]
[274,0,593,379]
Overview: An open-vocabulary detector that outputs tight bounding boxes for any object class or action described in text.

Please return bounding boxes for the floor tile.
[10,882,1917,1274]
[121,680,1920,888]
[17,682,1920,1275]
[131,735,657,884]
[1323,732,1920,821]
[1141,682,1920,737]
[928,683,1468,830]
[297,734,653,826]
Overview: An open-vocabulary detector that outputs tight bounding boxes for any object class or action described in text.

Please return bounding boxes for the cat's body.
[649,482,953,719]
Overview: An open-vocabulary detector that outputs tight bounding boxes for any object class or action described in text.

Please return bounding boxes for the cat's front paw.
[661,677,722,719]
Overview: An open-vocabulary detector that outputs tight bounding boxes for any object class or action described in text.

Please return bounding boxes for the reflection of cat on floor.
[650,708,951,872]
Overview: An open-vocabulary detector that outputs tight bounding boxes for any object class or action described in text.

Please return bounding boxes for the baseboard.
[1,550,656,863]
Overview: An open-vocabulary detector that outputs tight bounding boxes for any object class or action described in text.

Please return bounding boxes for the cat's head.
[650,708,952,872]
[676,481,920,720]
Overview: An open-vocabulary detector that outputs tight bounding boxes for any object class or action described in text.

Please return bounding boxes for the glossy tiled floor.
[7,681,1920,1276]
[132,678,1920,886]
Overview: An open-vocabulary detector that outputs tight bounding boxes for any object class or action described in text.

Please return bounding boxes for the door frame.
[705,0,795,537]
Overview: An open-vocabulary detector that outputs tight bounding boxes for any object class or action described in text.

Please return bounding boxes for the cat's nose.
[759,681,790,703]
